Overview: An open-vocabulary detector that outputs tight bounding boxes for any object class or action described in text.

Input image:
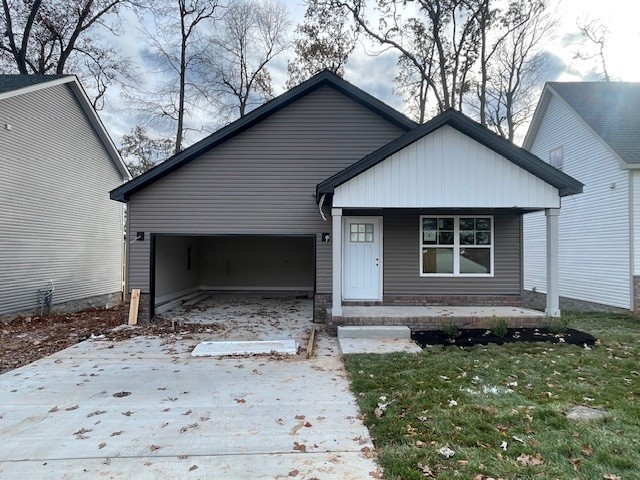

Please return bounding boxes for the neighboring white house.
[523,82,640,312]
[0,75,131,319]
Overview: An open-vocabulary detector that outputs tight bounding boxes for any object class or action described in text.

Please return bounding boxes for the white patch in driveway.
[191,339,298,357]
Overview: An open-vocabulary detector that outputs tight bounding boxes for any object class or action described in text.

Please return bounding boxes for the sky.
[97,0,640,149]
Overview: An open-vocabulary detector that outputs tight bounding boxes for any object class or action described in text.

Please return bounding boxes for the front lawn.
[344,314,640,479]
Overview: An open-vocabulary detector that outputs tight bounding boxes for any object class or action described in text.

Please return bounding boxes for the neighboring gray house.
[110,71,582,324]
[523,82,640,313]
[0,75,131,319]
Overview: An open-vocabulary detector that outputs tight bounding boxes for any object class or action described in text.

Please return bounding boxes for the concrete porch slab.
[339,306,545,318]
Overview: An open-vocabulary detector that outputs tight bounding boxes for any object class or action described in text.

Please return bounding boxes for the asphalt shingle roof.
[0,74,70,95]
[549,82,640,164]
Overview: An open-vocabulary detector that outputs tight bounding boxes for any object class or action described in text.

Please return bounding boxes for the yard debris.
[288,469,299,477]
[189,465,198,471]
[112,391,131,398]
[293,442,307,453]
[438,446,455,458]
[500,441,508,451]
[603,474,621,480]
[448,399,458,407]
[149,444,161,451]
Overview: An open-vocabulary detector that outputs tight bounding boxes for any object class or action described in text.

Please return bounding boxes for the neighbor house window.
[550,146,564,171]
[420,216,493,276]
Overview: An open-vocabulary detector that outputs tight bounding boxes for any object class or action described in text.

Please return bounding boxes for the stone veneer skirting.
[313,293,523,323]
[523,290,631,314]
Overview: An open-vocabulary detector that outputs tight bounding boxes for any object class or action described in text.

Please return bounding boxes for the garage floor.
[0,296,380,479]
[157,292,314,346]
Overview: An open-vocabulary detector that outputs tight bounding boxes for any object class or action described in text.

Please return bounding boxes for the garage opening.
[152,235,315,314]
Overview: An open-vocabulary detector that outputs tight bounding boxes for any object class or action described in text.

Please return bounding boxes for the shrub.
[442,323,460,339]
[490,316,509,337]
[546,315,570,333]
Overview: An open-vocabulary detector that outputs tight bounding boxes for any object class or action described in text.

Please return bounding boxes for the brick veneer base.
[314,293,523,324]
[325,310,547,334]
[126,292,151,323]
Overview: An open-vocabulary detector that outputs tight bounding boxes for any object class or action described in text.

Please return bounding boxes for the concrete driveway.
[0,308,379,479]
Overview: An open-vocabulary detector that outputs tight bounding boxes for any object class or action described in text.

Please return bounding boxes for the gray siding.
[0,84,126,316]
[128,86,406,293]
[384,212,522,295]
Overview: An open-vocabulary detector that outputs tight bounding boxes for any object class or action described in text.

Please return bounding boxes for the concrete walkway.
[0,326,379,478]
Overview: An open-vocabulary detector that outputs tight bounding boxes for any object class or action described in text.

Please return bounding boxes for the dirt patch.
[1,307,222,374]
[412,328,597,348]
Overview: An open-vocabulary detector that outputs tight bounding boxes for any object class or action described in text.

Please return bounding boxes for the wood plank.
[306,327,317,359]
[128,289,140,325]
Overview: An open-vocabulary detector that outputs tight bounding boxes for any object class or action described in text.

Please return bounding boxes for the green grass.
[344,313,640,479]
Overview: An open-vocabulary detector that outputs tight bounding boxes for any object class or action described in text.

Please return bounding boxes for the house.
[0,75,131,319]
[523,82,640,313]
[110,71,582,325]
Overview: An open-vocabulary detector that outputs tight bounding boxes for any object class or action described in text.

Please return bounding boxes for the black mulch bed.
[412,328,597,348]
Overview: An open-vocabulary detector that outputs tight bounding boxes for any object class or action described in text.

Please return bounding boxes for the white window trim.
[419,215,494,278]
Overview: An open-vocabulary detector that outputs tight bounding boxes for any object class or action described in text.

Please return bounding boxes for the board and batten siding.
[127,86,407,294]
[383,211,522,295]
[334,125,560,209]
[0,84,126,316]
[523,94,631,309]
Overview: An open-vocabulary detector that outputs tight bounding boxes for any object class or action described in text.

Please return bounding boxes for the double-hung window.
[420,216,493,276]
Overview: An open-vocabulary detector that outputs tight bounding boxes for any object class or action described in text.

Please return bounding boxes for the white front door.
[343,217,382,300]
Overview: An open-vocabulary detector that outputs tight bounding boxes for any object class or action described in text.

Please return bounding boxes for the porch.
[327,305,546,332]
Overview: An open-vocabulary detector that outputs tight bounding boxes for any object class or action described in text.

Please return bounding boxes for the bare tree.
[0,0,134,107]
[286,1,357,88]
[314,0,485,113]
[574,17,610,81]
[393,18,437,123]
[133,0,221,153]
[208,0,290,119]
[484,0,556,141]
[120,126,175,176]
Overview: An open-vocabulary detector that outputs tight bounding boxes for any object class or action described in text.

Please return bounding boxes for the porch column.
[545,208,561,317]
[332,208,343,316]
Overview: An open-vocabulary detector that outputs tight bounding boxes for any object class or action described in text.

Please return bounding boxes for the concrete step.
[337,325,411,339]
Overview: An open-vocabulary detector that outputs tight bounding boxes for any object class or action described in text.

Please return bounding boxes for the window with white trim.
[420,216,493,276]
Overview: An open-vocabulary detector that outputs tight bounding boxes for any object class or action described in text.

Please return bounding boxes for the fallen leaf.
[110,431,123,436]
[182,409,193,415]
[235,399,245,404]
[517,453,544,466]
[48,406,59,413]
[570,457,581,471]
[293,442,307,453]
[374,407,384,418]
[189,465,198,471]
[304,421,312,428]
[121,411,134,417]
[150,444,161,451]
[73,428,92,436]
[65,405,79,411]
[603,475,621,480]
[582,444,593,457]
[288,469,299,477]
[417,462,433,477]
[361,447,373,458]
[295,415,305,420]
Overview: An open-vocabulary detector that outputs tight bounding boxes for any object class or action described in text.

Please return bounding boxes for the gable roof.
[524,82,640,165]
[318,108,583,198]
[0,74,70,96]
[110,70,417,202]
[0,74,131,180]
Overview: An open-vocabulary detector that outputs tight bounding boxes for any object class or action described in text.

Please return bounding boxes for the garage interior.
[153,235,315,312]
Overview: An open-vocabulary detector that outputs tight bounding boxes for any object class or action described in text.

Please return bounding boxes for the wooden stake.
[128,289,140,325]
[306,327,317,359]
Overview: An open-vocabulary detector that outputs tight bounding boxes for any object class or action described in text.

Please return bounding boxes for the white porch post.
[331,208,343,316]
[545,208,561,317]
